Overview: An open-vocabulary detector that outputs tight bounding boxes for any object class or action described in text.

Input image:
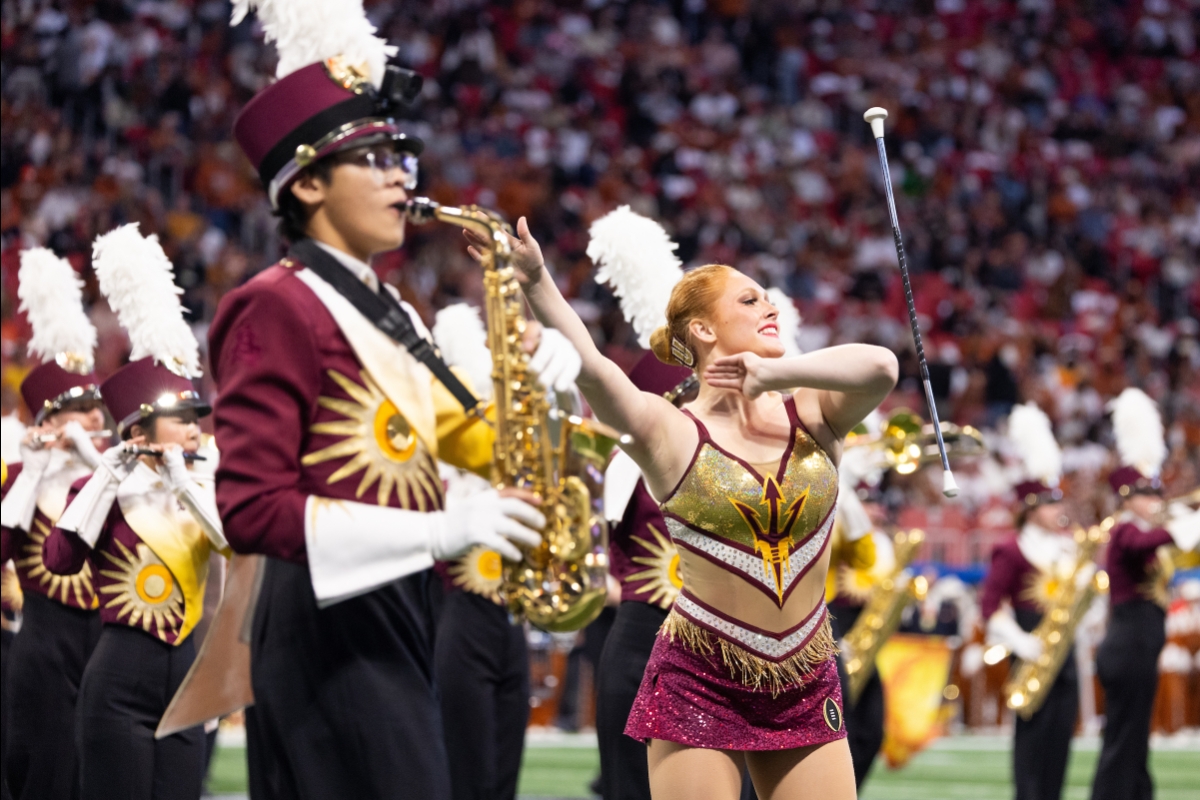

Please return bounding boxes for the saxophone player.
[980,403,1079,800]
[208,3,575,796]
[1090,389,1200,800]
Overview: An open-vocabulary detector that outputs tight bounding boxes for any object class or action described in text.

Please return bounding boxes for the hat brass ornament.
[323,56,371,94]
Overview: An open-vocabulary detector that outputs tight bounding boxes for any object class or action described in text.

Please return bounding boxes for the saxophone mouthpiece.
[401,197,439,223]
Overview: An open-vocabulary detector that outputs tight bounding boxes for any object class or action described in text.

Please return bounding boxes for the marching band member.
[43,224,228,800]
[465,212,898,799]
[980,403,1078,800]
[1090,389,1200,800]
[209,3,575,795]
[0,248,106,800]
[429,303,581,800]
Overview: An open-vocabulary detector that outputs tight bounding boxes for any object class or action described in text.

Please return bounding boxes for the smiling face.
[689,272,786,362]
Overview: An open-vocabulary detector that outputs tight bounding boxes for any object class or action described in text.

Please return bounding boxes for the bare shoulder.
[791,387,843,466]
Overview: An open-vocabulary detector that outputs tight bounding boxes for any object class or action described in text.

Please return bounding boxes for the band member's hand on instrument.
[101,440,144,482]
[60,420,105,470]
[433,487,544,562]
[986,610,1044,662]
[56,441,141,547]
[159,444,228,550]
[528,327,582,393]
[464,215,545,287]
[18,426,54,469]
[1,428,56,531]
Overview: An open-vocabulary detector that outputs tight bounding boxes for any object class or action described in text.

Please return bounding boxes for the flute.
[34,429,113,444]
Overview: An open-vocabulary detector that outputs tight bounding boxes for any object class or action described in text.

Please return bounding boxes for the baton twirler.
[863,107,958,497]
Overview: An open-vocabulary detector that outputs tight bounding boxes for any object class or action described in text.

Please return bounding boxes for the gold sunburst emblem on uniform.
[302,370,443,510]
[449,545,505,603]
[836,566,877,605]
[16,519,95,608]
[628,524,683,608]
[98,540,183,638]
[1023,569,1067,612]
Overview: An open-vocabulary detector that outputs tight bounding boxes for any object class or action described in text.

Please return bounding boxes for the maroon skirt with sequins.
[623,631,847,751]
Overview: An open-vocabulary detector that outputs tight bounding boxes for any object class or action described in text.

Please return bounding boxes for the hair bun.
[649,326,678,366]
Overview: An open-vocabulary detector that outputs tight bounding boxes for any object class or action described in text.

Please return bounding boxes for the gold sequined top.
[662,398,840,609]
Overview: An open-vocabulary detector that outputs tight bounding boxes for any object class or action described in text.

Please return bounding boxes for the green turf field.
[206,736,1200,799]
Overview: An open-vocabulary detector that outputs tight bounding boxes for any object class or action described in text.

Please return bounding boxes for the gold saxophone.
[1000,520,1109,720]
[405,198,621,632]
[842,529,926,706]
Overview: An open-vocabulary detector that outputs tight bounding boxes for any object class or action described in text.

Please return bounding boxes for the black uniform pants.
[1091,601,1165,800]
[596,601,667,800]
[4,593,100,800]
[76,625,205,800]
[1,626,12,800]
[434,590,528,800]
[246,558,449,800]
[1012,656,1078,800]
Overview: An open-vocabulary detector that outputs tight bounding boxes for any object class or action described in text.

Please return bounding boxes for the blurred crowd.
[2,0,1198,547]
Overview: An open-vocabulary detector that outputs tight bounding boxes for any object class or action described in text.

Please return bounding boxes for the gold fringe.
[661,609,838,696]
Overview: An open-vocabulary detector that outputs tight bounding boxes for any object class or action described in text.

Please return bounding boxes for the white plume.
[1007,402,1062,486]
[1107,388,1166,478]
[766,287,803,357]
[588,206,683,348]
[231,0,396,86]
[92,223,201,378]
[432,303,493,402]
[18,248,97,369]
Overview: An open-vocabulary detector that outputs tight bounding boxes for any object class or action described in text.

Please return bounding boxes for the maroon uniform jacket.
[1105,519,1173,608]
[206,260,490,564]
[44,472,213,646]
[980,537,1043,624]
[609,480,681,609]
[1,462,97,611]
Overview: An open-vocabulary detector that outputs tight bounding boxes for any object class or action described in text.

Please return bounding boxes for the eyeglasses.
[338,145,419,190]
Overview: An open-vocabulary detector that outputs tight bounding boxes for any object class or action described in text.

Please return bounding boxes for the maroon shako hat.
[234,60,423,209]
[101,358,211,438]
[21,362,101,425]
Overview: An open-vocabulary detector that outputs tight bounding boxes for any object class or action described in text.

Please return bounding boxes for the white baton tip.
[864,107,888,139]
[942,470,959,498]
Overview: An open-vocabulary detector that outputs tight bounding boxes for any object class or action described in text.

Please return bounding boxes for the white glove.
[159,447,227,550]
[56,442,141,547]
[0,437,53,531]
[432,489,544,561]
[1166,505,1200,553]
[986,610,1043,662]
[529,328,582,393]
[61,421,104,470]
[304,492,544,606]
[159,446,192,492]
[100,441,142,482]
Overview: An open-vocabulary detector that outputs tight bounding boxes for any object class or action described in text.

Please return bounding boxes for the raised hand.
[704,352,770,399]
[463,215,546,287]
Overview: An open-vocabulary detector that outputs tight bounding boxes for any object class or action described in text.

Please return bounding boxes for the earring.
[670,336,695,368]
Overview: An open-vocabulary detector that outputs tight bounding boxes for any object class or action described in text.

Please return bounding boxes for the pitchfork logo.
[731,476,809,606]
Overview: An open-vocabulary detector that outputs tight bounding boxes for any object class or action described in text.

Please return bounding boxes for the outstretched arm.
[704,345,898,439]
[464,219,695,491]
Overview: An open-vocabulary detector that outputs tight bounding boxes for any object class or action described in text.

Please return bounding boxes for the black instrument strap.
[289,239,481,413]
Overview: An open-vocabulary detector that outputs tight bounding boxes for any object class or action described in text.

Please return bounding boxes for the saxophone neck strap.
[289,239,482,414]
